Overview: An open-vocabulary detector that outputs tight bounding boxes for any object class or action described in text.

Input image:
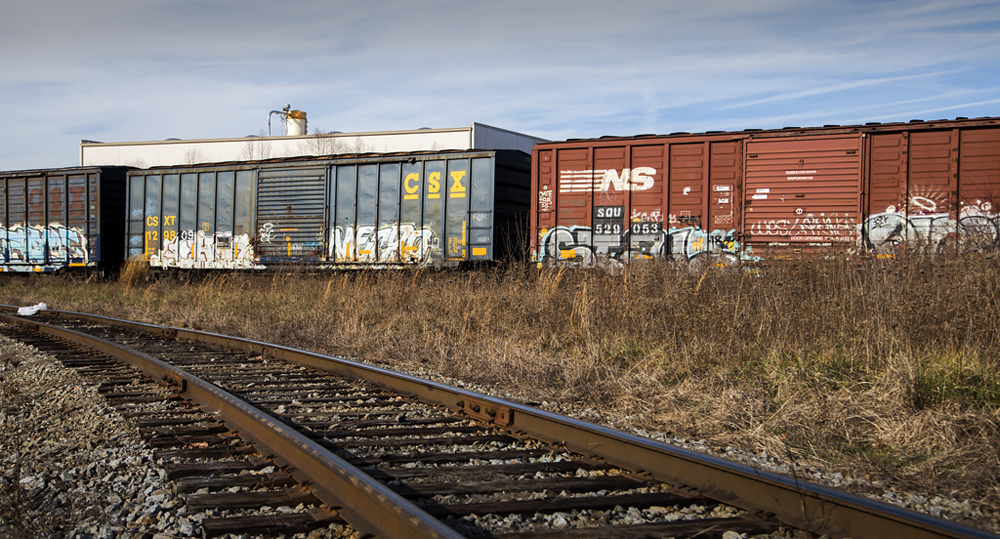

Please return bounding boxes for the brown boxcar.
[530,117,1000,265]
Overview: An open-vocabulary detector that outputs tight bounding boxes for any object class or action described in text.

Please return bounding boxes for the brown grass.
[2,253,999,512]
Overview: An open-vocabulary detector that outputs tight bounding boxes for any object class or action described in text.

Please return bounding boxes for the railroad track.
[0,306,995,539]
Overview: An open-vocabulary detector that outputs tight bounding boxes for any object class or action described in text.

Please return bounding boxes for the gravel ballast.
[2,329,997,537]
[0,333,358,539]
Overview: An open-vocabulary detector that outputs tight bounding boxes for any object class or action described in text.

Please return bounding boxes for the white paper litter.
[17,302,47,316]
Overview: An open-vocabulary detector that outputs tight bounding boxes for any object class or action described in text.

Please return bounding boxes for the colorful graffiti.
[330,223,440,264]
[0,224,88,266]
[537,224,739,266]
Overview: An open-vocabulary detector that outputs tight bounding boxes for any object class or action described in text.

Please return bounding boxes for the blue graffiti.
[1,225,89,265]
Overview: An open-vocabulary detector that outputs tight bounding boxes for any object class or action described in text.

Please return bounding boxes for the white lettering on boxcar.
[558,167,656,193]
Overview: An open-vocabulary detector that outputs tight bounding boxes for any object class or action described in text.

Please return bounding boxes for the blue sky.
[1,0,999,170]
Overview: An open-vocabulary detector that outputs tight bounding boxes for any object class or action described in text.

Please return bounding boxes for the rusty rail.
[2,305,997,539]
[0,309,463,539]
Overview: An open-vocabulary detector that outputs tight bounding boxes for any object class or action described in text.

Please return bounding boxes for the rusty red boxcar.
[530,117,1000,266]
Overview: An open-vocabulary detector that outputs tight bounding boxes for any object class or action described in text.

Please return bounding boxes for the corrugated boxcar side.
[742,135,863,252]
[863,125,1000,253]
[957,127,1000,250]
[0,167,127,273]
[128,150,528,270]
[128,167,258,269]
[327,150,523,267]
[531,136,744,266]
[256,167,327,262]
[533,118,1000,265]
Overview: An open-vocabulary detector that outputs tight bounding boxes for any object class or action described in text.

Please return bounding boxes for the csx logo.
[403,171,467,200]
[559,167,656,193]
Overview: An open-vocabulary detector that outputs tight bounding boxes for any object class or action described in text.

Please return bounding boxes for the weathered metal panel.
[893,130,961,251]
[128,167,258,269]
[628,144,666,259]
[868,132,909,214]
[862,133,910,251]
[255,167,327,261]
[445,159,471,260]
[743,135,862,246]
[908,130,957,217]
[591,146,629,262]
[708,141,740,234]
[956,127,1000,250]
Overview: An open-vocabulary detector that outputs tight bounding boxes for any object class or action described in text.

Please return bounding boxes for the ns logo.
[559,167,656,193]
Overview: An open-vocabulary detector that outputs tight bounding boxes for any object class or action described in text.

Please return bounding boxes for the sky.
[1,0,999,170]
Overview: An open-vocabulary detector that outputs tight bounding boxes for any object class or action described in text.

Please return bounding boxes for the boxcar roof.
[544,116,1000,146]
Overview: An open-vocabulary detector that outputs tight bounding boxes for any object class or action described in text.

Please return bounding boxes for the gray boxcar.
[0,166,129,273]
[126,149,531,269]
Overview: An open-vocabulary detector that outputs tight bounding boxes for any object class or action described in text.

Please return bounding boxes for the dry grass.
[2,253,999,511]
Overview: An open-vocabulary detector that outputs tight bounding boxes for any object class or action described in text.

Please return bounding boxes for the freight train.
[0,150,530,274]
[0,116,998,274]
[531,116,1000,266]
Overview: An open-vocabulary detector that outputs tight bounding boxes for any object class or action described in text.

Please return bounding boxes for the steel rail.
[0,310,464,539]
[3,306,998,539]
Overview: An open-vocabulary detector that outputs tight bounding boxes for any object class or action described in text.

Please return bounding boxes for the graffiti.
[0,224,88,266]
[539,189,553,212]
[910,196,939,213]
[537,223,739,267]
[147,231,255,269]
[259,223,276,243]
[748,213,857,242]
[862,206,1000,253]
[559,167,656,194]
[672,214,703,229]
[631,209,663,222]
[330,223,439,264]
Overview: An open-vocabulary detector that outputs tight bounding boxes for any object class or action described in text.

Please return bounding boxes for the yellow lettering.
[146,215,158,227]
[428,172,441,200]
[404,173,420,200]
[449,171,467,198]
[165,215,176,226]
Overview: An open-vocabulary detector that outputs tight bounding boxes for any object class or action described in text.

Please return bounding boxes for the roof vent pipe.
[268,105,308,136]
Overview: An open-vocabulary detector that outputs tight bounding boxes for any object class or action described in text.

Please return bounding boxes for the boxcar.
[530,117,1000,265]
[125,149,531,270]
[0,166,129,273]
